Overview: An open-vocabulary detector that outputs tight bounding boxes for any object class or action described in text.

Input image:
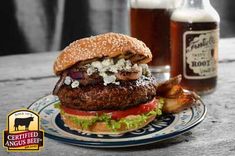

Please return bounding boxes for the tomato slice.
[109,99,157,120]
[61,98,157,120]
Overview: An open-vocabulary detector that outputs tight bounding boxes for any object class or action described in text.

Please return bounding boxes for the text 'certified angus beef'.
[52,33,197,135]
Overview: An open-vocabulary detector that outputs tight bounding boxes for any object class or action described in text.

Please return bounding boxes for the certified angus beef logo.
[2,109,44,152]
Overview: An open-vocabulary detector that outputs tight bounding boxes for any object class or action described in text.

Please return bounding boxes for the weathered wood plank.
[219,38,235,62]
[0,38,235,155]
[0,51,59,81]
[0,62,235,156]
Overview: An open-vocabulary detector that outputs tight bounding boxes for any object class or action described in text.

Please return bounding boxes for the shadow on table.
[108,132,193,151]
[68,131,194,151]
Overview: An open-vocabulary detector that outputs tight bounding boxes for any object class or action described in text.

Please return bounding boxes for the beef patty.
[57,76,157,111]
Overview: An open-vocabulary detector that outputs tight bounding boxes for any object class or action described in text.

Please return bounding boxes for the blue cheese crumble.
[85,58,150,85]
[64,58,151,87]
[71,80,80,88]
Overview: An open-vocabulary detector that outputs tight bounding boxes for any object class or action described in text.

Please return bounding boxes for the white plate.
[28,94,206,148]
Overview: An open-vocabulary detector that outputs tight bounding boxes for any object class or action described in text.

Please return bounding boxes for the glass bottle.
[170,0,220,94]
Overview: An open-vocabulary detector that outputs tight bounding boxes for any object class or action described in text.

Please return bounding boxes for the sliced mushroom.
[115,66,142,81]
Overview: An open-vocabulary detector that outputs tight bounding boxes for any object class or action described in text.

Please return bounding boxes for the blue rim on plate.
[28,94,206,148]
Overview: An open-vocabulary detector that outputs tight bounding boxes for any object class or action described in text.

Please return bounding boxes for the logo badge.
[2,109,44,152]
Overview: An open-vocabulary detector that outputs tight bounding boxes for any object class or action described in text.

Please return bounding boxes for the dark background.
[0,0,234,56]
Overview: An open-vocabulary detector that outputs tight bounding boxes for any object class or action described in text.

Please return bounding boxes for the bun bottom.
[61,113,156,135]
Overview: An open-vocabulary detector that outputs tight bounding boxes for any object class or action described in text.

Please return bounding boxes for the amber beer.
[130,5,172,69]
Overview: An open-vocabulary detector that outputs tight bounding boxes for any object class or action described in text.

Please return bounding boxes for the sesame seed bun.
[53,33,152,75]
[61,112,156,135]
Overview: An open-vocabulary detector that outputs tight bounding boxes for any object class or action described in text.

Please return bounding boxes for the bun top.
[53,33,152,75]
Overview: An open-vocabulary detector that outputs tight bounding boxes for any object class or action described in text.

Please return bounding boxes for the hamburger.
[52,33,195,135]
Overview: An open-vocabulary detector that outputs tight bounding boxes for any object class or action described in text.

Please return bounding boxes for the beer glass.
[130,0,175,74]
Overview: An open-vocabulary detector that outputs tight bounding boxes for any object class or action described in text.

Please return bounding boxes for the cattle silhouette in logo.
[14,117,34,131]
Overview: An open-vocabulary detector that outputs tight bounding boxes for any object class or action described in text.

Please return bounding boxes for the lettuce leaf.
[54,102,61,109]
[55,100,163,131]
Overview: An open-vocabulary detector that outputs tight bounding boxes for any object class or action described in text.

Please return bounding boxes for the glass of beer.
[130,0,175,74]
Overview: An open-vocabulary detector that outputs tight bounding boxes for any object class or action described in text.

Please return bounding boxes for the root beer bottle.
[170,0,220,94]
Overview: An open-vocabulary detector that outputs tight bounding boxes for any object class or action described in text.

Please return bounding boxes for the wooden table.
[1,38,235,156]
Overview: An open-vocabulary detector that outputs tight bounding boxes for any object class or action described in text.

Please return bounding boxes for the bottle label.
[183,29,218,79]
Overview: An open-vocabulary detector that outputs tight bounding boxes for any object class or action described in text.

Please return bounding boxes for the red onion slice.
[53,71,67,95]
[69,71,84,79]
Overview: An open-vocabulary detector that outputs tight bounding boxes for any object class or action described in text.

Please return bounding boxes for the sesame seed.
[53,32,152,75]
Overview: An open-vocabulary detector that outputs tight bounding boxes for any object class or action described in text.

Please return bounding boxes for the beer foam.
[130,0,175,9]
[171,8,220,22]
